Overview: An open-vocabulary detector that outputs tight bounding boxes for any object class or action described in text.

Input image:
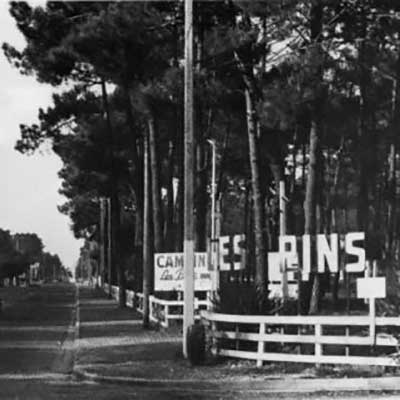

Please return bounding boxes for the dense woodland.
[5,0,400,315]
[0,229,69,284]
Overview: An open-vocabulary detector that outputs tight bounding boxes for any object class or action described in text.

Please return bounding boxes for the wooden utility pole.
[183,0,195,358]
[143,132,151,328]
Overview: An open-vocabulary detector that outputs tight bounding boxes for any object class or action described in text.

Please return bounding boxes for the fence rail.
[104,285,209,327]
[201,310,400,367]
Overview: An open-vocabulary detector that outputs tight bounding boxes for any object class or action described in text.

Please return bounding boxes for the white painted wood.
[164,304,169,328]
[357,277,386,299]
[219,349,398,366]
[203,310,400,367]
[370,297,376,345]
[201,311,376,325]
[211,331,398,347]
[315,324,322,359]
[202,311,400,327]
[257,323,265,367]
[345,326,350,356]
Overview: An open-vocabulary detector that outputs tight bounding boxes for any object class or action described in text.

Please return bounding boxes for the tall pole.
[207,140,216,243]
[207,139,218,294]
[183,0,195,358]
[388,79,397,253]
[143,132,151,328]
[107,198,112,298]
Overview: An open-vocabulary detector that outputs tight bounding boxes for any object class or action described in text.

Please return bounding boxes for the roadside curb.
[72,368,400,394]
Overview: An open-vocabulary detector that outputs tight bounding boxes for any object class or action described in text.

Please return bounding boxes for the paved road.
[0,283,76,377]
[0,283,399,399]
[1,379,400,400]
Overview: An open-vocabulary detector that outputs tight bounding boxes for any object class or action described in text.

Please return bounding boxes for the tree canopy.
[5,0,400,313]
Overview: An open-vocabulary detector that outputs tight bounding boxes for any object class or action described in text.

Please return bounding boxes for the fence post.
[315,323,322,364]
[211,320,218,355]
[165,303,169,328]
[257,323,265,367]
[149,296,153,322]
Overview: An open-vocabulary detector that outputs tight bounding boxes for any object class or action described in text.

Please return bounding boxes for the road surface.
[0,283,398,399]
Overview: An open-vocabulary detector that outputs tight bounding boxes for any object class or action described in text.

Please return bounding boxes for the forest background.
[4,0,400,316]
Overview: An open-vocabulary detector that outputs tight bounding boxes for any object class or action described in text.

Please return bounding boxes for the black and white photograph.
[1,1,400,398]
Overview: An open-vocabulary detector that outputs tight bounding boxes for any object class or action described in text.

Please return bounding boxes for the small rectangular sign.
[154,252,212,291]
[356,277,386,299]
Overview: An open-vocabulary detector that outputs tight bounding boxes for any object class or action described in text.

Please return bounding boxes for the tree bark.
[101,79,125,308]
[124,86,144,293]
[244,84,268,311]
[174,103,184,252]
[234,42,268,311]
[194,8,208,252]
[195,143,208,251]
[305,119,321,314]
[148,115,164,253]
[142,131,152,328]
[357,4,370,235]
[305,0,323,315]
[387,50,400,255]
[164,140,175,251]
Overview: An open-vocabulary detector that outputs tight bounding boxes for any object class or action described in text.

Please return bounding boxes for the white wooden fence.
[104,285,209,328]
[201,311,400,367]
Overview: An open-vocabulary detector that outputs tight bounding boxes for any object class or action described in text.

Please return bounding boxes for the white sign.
[268,252,298,298]
[357,277,386,299]
[278,232,366,280]
[154,252,212,291]
[217,234,246,271]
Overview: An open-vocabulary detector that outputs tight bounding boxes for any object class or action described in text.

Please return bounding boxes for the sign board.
[356,277,386,299]
[154,252,212,291]
[218,234,246,271]
[268,252,298,298]
[278,232,366,279]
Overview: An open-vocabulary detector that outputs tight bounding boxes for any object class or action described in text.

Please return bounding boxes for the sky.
[0,1,83,271]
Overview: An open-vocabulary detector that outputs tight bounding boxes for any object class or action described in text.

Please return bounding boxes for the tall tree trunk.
[302,142,307,190]
[357,5,370,235]
[142,131,152,328]
[244,85,268,311]
[305,0,323,315]
[164,140,175,251]
[124,86,144,293]
[387,51,400,255]
[101,79,125,308]
[148,115,164,253]
[195,144,208,251]
[235,45,268,310]
[326,139,344,305]
[194,8,208,251]
[128,184,143,292]
[172,3,183,253]
[268,150,285,250]
[175,107,184,252]
[305,119,321,314]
